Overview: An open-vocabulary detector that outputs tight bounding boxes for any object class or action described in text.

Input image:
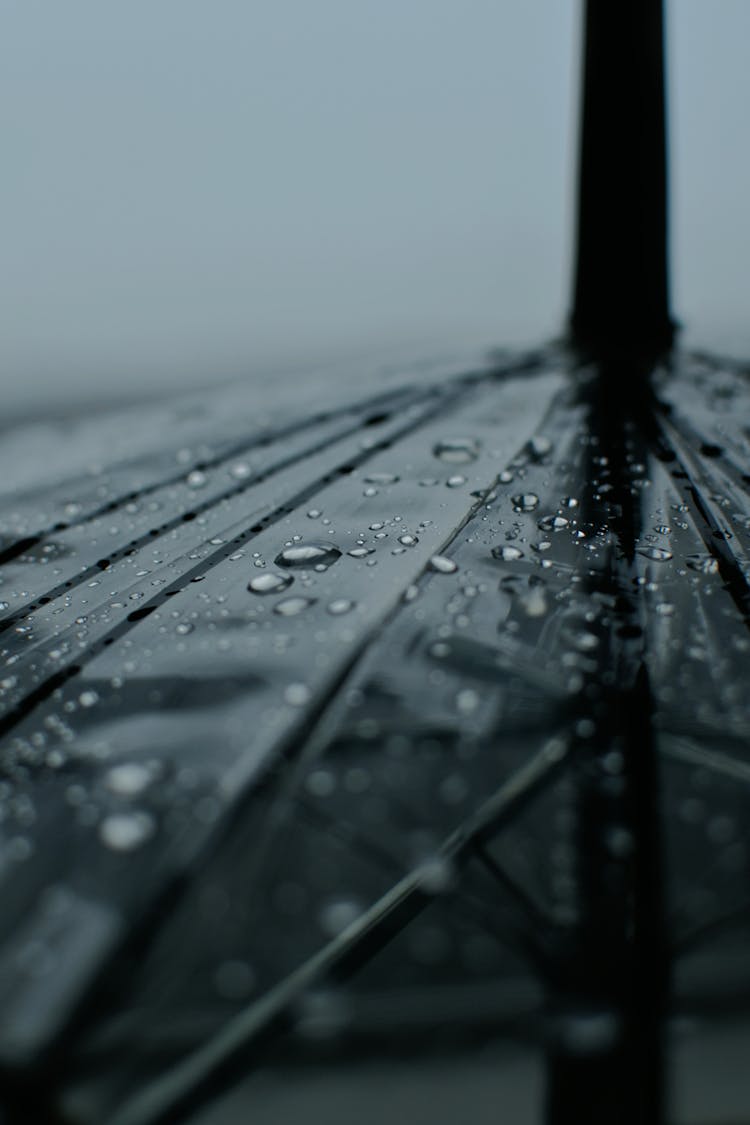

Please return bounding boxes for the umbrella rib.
[106,737,569,1125]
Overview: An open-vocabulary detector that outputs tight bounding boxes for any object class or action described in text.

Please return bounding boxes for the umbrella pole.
[570,0,675,363]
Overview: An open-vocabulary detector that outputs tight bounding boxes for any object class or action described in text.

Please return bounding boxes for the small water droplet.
[285,682,311,706]
[347,547,374,559]
[685,554,719,574]
[526,435,553,461]
[186,470,207,489]
[446,475,467,488]
[492,545,524,561]
[105,762,154,796]
[573,631,599,652]
[429,555,458,574]
[99,811,156,852]
[319,898,362,936]
[433,437,480,464]
[636,546,673,562]
[398,534,419,547]
[538,515,570,532]
[363,472,399,485]
[274,596,315,616]
[248,572,294,594]
[175,622,194,635]
[511,493,539,512]
[327,599,355,615]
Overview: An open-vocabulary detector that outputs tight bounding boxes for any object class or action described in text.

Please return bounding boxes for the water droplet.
[186,470,207,489]
[398,534,418,547]
[230,462,251,480]
[307,508,322,519]
[362,486,378,497]
[248,572,294,594]
[526,435,553,461]
[685,554,719,574]
[511,493,539,512]
[274,596,315,616]
[446,475,467,488]
[99,811,156,852]
[319,898,362,936]
[347,547,374,559]
[538,515,570,532]
[79,690,99,708]
[105,762,154,796]
[492,545,524,561]
[456,689,480,714]
[285,682,311,706]
[175,622,194,635]
[363,472,399,485]
[636,546,673,562]
[433,437,480,464]
[429,555,458,574]
[573,631,599,652]
[275,544,341,569]
[562,496,580,509]
[327,599,355,615]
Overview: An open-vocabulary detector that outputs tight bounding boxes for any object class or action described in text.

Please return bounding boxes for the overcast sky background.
[2,1,748,422]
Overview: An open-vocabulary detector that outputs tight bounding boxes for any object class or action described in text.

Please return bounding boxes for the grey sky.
[1,2,747,421]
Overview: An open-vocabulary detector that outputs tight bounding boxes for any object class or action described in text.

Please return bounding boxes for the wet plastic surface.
[1,348,749,1124]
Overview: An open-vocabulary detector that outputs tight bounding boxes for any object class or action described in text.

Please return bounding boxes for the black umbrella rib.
[651,417,750,626]
[0,380,482,744]
[105,737,569,1125]
[0,390,430,636]
[0,386,421,561]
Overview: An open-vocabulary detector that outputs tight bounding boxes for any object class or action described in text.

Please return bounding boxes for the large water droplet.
[433,437,480,464]
[248,572,294,594]
[274,544,341,569]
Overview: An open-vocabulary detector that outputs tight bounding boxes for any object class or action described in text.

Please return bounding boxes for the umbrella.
[1,3,748,1124]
